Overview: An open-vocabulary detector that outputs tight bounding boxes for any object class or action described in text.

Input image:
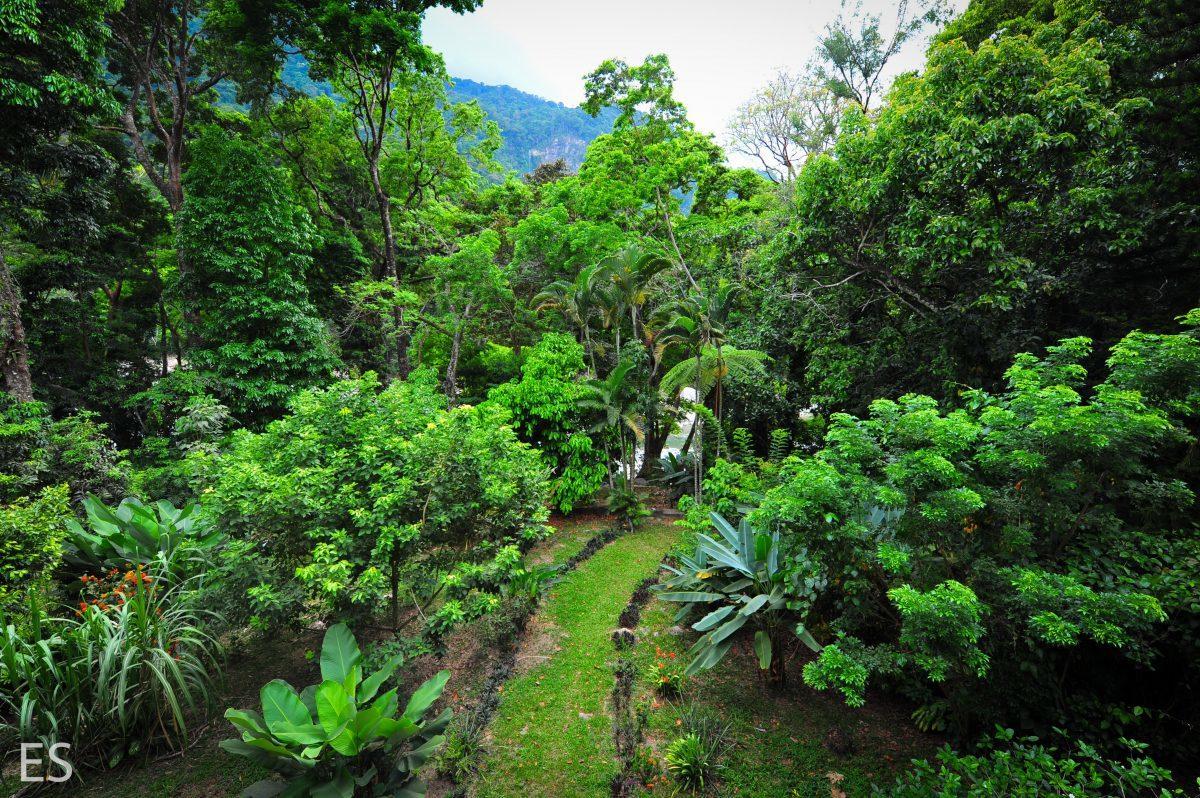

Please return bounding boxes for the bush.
[663,703,733,792]
[731,316,1200,754]
[0,576,222,766]
[488,333,606,512]
[0,396,128,506]
[221,623,451,797]
[878,730,1185,798]
[0,485,70,620]
[201,371,550,630]
[62,495,224,583]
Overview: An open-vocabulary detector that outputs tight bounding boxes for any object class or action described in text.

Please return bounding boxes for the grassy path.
[472,521,679,798]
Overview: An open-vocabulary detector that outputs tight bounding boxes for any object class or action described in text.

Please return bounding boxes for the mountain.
[446,78,617,174]
[252,56,615,176]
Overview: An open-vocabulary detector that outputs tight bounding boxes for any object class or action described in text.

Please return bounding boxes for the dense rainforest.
[1,0,1199,795]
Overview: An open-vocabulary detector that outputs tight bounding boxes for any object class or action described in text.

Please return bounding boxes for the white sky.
[424,0,967,159]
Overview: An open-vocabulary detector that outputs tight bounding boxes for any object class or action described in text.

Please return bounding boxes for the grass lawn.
[628,596,941,797]
[472,521,681,798]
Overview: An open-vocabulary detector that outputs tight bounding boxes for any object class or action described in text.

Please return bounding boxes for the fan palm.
[532,262,607,374]
[577,360,644,484]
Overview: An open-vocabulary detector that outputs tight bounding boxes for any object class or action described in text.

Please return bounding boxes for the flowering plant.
[655,645,686,695]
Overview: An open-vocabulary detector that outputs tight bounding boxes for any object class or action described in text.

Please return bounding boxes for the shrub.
[0,576,222,765]
[656,511,825,683]
[201,372,550,630]
[740,317,1200,752]
[221,623,451,797]
[0,485,70,619]
[607,476,650,531]
[663,704,733,792]
[878,729,1185,798]
[488,333,605,512]
[0,396,127,505]
[62,495,224,583]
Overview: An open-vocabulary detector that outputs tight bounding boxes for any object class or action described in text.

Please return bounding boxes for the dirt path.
[471,521,679,798]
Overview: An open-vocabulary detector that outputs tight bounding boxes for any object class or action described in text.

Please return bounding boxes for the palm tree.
[660,345,770,413]
[577,360,644,485]
[532,262,606,374]
[598,246,672,355]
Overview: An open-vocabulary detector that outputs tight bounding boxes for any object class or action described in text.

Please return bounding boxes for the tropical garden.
[1,0,1198,794]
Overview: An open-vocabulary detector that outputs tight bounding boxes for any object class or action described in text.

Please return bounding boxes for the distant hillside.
[446,78,617,174]
[237,57,614,176]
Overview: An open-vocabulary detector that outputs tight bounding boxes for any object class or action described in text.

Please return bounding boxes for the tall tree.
[177,129,337,422]
[0,0,116,401]
[727,69,847,182]
[286,0,483,376]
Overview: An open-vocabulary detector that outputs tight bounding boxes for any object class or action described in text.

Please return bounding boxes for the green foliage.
[179,128,338,423]
[763,6,1191,410]
[0,396,128,505]
[656,511,825,681]
[879,729,1184,798]
[0,485,70,618]
[665,734,714,792]
[606,476,650,532]
[202,372,549,627]
[0,577,222,764]
[488,333,604,512]
[663,703,734,792]
[62,496,224,581]
[747,317,1200,746]
[221,623,451,797]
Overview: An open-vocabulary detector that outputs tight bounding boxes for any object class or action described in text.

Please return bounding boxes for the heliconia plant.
[221,623,451,798]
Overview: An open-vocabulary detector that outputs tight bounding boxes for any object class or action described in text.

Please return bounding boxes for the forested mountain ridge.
[447,78,620,173]
[238,54,616,174]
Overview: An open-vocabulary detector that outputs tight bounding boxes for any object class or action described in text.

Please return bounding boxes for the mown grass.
[472,521,681,798]
[629,596,939,797]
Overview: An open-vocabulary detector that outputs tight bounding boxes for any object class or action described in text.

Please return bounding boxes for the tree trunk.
[443,327,462,405]
[368,156,405,379]
[0,251,33,402]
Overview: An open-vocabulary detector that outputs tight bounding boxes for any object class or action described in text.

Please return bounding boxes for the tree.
[285,0,484,376]
[177,129,337,422]
[421,230,510,403]
[727,69,847,182]
[0,0,116,401]
[768,17,1159,410]
[813,0,949,110]
[577,360,643,485]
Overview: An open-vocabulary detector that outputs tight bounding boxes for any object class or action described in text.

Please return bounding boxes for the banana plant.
[221,623,451,797]
[655,511,825,683]
[62,496,224,580]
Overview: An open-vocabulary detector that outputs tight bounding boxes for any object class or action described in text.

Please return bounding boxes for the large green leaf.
[315,681,355,741]
[269,722,326,746]
[692,605,735,632]
[262,680,312,729]
[403,669,449,722]
[319,624,361,685]
[738,594,769,617]
[685,637,734,676]
[224,708,268,736]
[359,652,403,704]
[707,613,748,646]
[658,591,723,603]
[753,630,773,670]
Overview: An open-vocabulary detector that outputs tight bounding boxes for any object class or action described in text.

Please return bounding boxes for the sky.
[424,0,968,151]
